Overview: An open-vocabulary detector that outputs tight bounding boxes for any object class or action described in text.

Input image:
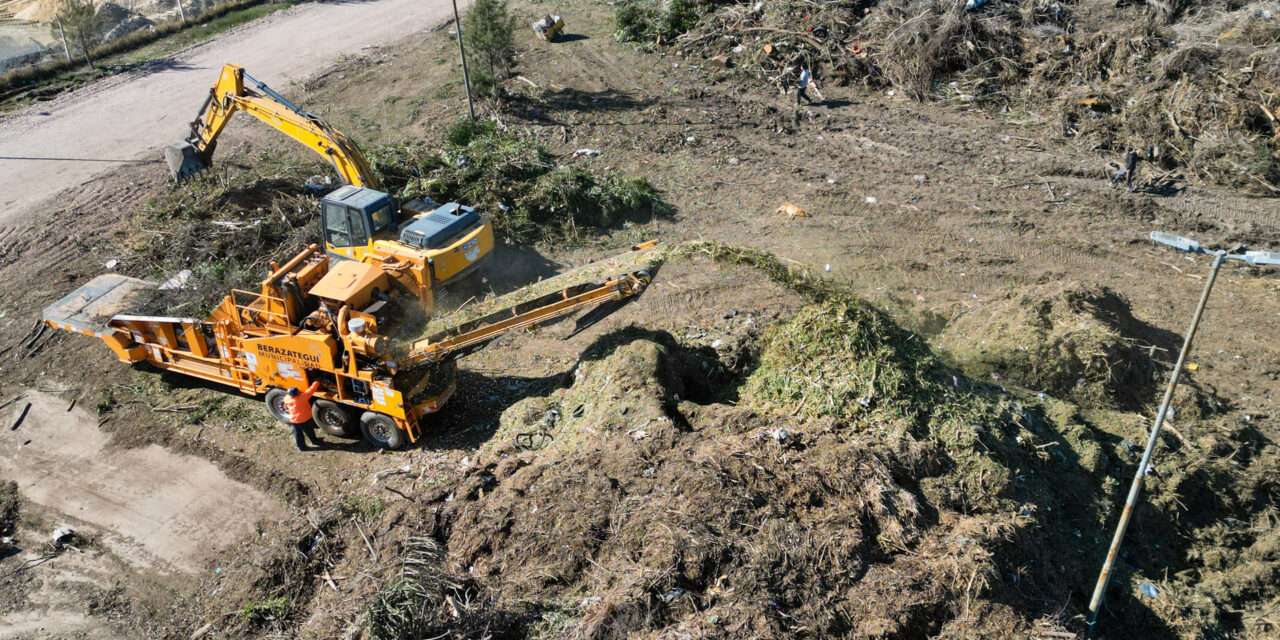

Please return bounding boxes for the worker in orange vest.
[283,381,324,451]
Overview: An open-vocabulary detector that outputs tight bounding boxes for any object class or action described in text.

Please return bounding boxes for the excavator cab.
[320,186,489,270]
[321,186,397,261]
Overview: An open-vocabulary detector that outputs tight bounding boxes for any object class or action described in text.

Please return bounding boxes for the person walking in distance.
[282,382,325,451]
[796,66,817,105]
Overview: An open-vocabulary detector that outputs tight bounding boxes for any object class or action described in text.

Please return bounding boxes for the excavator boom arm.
[169,64,377,188]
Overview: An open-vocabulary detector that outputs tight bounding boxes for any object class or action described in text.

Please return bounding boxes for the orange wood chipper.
[42,243,655,449]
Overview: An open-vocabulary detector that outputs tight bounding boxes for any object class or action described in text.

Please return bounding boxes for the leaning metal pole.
[451,0,477,122]
[1086,249,1227,631]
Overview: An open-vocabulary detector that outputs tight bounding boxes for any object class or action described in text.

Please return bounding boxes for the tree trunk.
[55,17,73,64]
[77,33,95,69]
[176,0,187,23]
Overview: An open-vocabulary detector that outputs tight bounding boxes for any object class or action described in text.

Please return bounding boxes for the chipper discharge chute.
[165,63,494,311]
[42,243,659,450]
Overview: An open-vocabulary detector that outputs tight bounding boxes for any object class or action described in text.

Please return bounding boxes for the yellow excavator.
[165,64,493,314]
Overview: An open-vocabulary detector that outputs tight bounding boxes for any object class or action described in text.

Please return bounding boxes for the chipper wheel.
[264,388,291,423]
[313,399,358,438]
[360,412,408,451]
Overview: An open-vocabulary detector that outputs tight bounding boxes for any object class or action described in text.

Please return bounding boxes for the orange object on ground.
[283,382,320,424]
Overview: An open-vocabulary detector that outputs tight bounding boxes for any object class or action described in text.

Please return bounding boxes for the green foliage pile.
[129,155,321,314]
[699,243,1280,634]
[365,536,516,639]
[937,283,1174,410]
[368,120,672,244]
[614,0,710,45]
[743,300,934,426]
[237,596,289,623]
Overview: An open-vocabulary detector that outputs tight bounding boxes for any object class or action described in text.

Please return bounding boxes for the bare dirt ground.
[0,0,1277,637]
[0,0,471,218]
[0,390,284,573]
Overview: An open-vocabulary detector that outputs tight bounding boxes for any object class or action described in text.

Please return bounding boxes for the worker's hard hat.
[287,388,299,397]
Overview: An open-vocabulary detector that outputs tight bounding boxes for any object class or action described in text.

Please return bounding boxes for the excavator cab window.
[369,201,394,234]
[324,202,353,247]
[321,187,394,253]
[348,209,369,246]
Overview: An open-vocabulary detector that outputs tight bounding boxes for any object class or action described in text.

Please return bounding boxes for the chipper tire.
[265,388,291,424]
[313,399,358,437]
[360,412,407,450]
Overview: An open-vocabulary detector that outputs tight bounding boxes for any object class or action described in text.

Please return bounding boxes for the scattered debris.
[50,526,76,549]
[159,269,193,291]
[776,202,807,219]
[373,465,413,484]
[531,14,565,41]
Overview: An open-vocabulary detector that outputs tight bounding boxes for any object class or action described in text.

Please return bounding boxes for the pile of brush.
[617,0,1280,193]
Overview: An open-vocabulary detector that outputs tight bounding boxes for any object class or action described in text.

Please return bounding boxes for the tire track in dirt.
[0,390,286,574]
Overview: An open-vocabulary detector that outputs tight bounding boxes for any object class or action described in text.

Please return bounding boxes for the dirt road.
[0,391,285,574]
[0,0,466,220]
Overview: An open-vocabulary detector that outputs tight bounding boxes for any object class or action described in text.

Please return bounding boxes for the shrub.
[371,121,672,244]
[463,0,517,98]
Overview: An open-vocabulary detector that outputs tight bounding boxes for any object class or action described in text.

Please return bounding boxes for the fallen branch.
[372,464,412,484]
[152,403,200,413]
[354,521,377,561]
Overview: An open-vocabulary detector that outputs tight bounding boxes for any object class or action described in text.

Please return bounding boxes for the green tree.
[463,0,516,98]
[51,0,101,69]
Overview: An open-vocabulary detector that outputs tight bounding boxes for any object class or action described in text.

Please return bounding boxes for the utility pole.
[1086,232,1280,634]
[451,0,476,122]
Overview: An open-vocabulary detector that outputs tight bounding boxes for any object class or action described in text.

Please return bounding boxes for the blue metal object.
[399,203,482,250]
[1149,231,1202,254]
[1242,251,1280,266]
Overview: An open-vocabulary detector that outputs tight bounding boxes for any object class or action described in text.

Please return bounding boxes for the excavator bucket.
[164,142,208,181]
